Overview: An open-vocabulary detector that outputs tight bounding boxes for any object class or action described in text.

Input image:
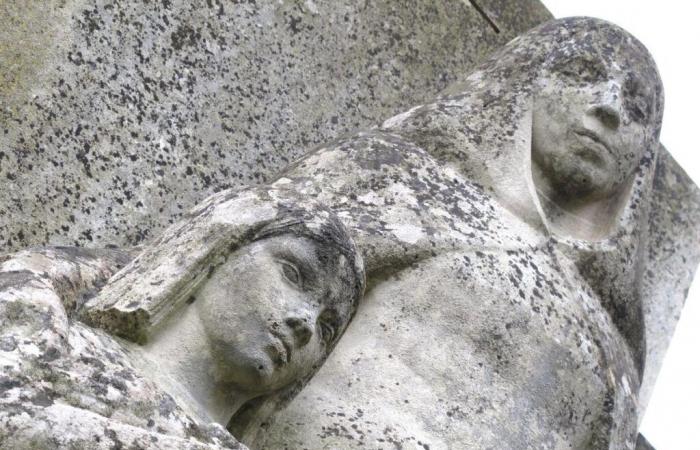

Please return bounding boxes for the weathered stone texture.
[0,0,551,251]
[2,3,697,449]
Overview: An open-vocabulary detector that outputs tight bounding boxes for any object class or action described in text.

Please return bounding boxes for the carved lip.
[270,330,292,365]
[572,127,612,156]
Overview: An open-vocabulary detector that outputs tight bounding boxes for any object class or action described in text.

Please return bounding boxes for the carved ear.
[79,187,280,343]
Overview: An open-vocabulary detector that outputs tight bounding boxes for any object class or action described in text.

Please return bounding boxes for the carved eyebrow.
[551,55,608,75]
[287,238,324,271]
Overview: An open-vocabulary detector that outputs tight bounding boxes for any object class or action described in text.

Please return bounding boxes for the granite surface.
[0,0,551,251]
[1,2,696,449]
[251,18,698,448]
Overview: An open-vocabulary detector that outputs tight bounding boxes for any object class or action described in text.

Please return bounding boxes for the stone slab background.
[0,0,551,250]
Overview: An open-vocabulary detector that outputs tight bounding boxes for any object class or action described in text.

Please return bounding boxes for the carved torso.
[258,239,638,449]
[255,129,640,449]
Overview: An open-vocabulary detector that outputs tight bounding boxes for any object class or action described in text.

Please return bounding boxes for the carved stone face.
[195,234,354,393]
[531,50,658,200]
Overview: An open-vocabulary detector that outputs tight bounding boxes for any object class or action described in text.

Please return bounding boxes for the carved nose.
[285,317,313,347]
[587,103,621,130]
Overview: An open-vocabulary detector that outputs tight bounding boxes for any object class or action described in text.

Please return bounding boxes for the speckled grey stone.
[0,247,246,449]
[2,3,698,450]
[0,0,551,251]
[248,17,700,449]
[0,188,367,449]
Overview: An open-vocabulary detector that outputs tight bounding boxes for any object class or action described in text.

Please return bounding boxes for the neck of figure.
[531,160,620,242]
[131,303,257,426]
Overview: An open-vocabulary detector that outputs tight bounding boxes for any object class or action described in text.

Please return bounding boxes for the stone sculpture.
[255,17,695,449]
[1,11,698,450]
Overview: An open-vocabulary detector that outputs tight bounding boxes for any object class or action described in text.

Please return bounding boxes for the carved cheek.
[615,127,642,160]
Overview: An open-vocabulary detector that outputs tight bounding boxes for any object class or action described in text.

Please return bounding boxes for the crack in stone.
[469,0,501,34]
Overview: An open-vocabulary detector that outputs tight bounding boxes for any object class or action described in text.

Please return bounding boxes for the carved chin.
[547,152,614,200]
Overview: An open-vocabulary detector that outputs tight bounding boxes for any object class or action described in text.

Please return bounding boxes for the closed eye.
[278,260,301,287]
[319,320,336,344]
[318,309,339,345]
[623,77,652,123]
